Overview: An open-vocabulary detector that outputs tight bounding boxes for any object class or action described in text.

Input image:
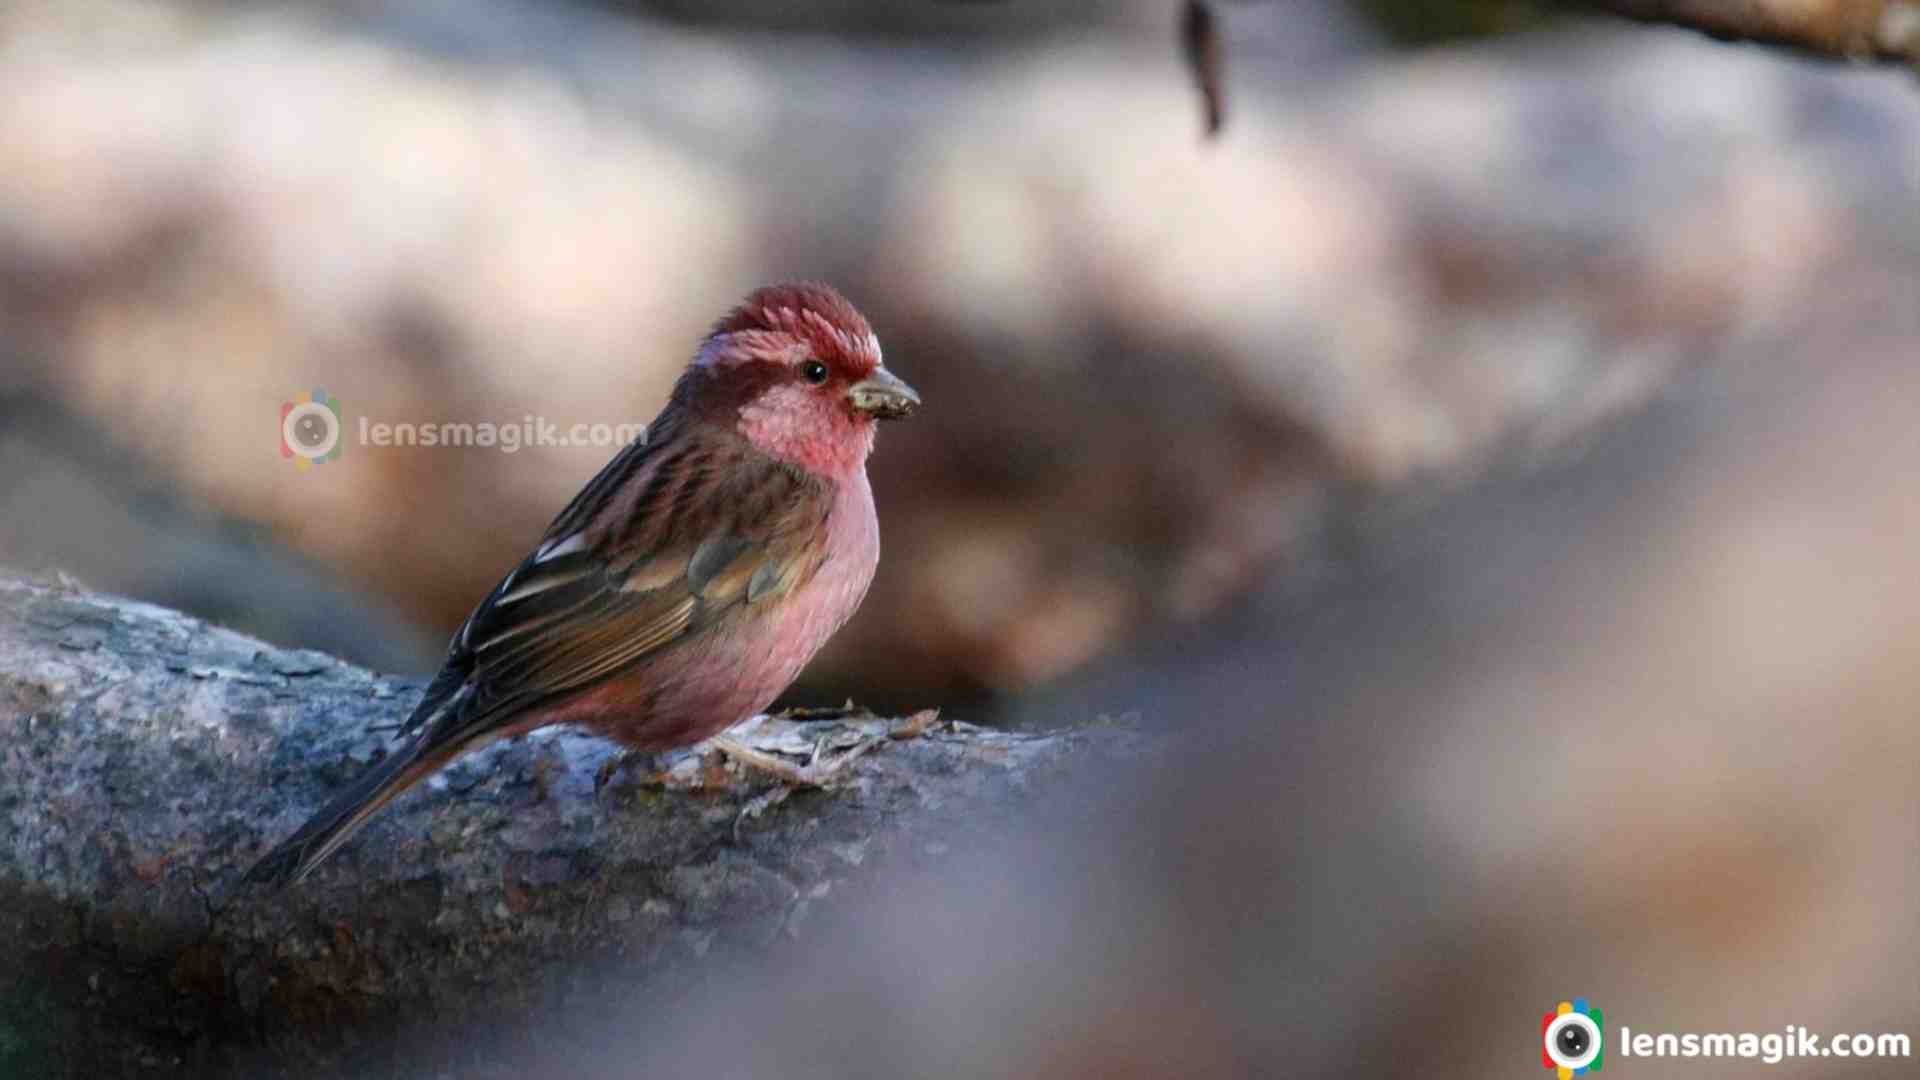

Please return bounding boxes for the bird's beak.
[849,368,921,420]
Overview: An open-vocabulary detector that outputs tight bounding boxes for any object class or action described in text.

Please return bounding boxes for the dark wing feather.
[440,435,831,737]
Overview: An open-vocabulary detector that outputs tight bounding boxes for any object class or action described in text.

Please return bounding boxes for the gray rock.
[0,573,1148,1076]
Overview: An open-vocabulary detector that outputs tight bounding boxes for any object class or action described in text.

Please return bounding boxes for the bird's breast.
[553,468,880,751]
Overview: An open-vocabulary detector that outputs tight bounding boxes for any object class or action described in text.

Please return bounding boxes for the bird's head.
[679,282,919,476]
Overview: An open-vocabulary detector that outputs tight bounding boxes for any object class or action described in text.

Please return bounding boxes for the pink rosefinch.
[247,283,919,885]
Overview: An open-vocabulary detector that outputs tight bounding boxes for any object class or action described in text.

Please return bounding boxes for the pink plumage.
[538,460,881,751]
[248,282,919,886]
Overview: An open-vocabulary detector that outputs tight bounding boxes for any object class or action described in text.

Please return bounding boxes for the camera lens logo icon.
[1542,999,1604,1077]
[281,389,343,470]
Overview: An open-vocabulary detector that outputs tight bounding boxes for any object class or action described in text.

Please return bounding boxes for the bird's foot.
[712,732,882,788]
[885,708,942,741]
[595,748,658,792]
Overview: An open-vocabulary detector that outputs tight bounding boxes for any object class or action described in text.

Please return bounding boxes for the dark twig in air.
[1183,1,1226,137]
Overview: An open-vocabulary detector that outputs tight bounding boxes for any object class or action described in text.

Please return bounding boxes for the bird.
[246,282,920,886]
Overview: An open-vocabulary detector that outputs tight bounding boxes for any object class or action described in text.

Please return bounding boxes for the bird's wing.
[401,432,832,748]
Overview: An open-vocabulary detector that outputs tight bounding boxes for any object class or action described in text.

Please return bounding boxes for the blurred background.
[4,0,1920,1074]
[18,0,1911,705]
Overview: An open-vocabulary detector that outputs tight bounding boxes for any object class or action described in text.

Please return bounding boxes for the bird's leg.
[712,732,882,788]
[774,702,861,722]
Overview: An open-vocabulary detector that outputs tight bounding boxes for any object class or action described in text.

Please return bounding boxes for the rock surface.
[0,572,1146,1076]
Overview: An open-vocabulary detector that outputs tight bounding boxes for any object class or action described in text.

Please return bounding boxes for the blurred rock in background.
[1,0,1915,708]
[0,390,435,668]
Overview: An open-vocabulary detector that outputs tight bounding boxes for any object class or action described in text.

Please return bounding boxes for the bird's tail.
[243,735,444,888]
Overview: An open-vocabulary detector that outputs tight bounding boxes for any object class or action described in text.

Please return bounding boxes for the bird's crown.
[708,282,882,373]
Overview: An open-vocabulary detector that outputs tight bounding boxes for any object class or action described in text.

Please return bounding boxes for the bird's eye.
[800,360,830,385]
